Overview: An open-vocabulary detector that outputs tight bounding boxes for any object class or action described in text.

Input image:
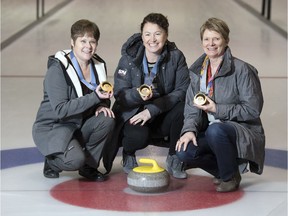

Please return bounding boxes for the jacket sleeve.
[44,61,101,120]
[181,74,208,135]
[145,52,190,118]
[215,62,264,121]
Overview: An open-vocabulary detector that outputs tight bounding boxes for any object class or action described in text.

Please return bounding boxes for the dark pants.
[176,122,238,181]
[48,113,115,172]
[122,102,185,155]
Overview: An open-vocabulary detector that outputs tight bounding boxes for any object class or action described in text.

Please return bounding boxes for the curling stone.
[137,84,152,97]
[100,81,113,93]
[127,158,170,193]
[194,92,207,105]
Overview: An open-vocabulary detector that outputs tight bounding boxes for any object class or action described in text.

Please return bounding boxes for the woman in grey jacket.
[32,20,115,181]
[112,13,190,178]
[176,18,265,192]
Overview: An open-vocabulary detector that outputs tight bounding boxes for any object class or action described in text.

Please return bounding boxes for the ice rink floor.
[1,0,287,215]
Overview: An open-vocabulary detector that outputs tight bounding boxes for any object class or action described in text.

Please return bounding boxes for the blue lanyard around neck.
[70,51,97,90]
[142,54,159,85]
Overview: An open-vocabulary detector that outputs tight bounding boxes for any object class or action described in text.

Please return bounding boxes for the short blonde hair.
[200,18,230,44]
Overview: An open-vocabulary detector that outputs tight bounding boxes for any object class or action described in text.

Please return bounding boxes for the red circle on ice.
[51,172,244,211]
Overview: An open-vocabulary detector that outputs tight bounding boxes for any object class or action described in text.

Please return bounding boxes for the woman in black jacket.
[112,13,190,178]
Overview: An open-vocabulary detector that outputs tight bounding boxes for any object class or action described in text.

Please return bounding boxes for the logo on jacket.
[118,69,127,76]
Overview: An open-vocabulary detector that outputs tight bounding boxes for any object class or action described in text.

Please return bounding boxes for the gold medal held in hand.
[194,92,207,105]
[138,84,152,97]
[100,81,113,93]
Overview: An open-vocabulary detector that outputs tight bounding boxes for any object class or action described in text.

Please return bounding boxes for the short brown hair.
[71,19,100,43]
[200,18,230,44]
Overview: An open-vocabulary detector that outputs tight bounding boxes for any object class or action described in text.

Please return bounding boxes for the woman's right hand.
[138,89,153,101]
[95,85,113,99]
[175,131,197,152]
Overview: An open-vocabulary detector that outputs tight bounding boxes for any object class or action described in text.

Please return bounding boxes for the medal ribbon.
[70,51,97,90]
[142,54,159,86]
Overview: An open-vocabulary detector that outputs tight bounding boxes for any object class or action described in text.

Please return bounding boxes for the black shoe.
[43,159,59,178]
[79,165,108,182]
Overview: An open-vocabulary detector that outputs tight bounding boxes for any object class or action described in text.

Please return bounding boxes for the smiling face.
[202,29,228,59]
[71,33,97,64]
[142,22,168,57]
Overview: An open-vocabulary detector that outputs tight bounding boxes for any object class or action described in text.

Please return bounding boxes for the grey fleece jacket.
[182,47,265,174]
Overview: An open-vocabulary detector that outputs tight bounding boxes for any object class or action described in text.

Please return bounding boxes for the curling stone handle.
[139,158,161,171]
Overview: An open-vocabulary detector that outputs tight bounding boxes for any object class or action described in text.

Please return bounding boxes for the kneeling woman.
[32,19,115,181]
[176,18,265,192]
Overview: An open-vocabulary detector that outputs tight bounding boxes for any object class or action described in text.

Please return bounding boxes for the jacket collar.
[190,47,233,77]
[53,50,107,97]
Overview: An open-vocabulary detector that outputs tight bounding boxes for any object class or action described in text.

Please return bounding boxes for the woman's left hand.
[194,96,216,113]
[129,109,151,126]
[95,106,115,118]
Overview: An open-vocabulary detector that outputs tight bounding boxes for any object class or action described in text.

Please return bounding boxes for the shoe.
[216,171,241,192]
[166,154,187,179]
[79,165,107,182]
[122,152,138,174]
[43,158,59,178]
[213,177,222,185]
